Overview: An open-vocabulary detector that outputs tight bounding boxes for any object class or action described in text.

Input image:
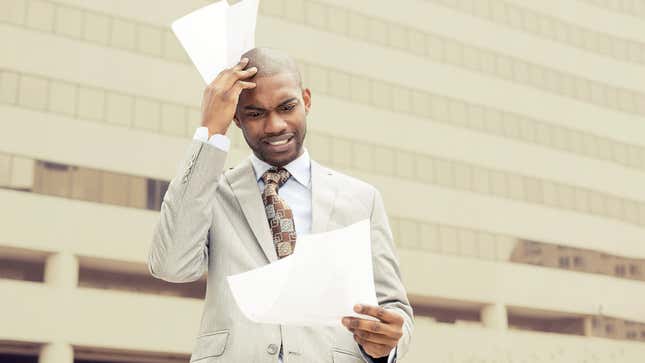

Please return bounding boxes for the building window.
[0,354,38,363]
[629,264,640,277]
[34,161,73,198]
[0,257,44,282]
[5,155,165,211]
[147,179,170,211]
[78,261,205,299]
[558,256,570,268]
[573,256,584,267]
[615,265,626,277]
[524,241,542,256]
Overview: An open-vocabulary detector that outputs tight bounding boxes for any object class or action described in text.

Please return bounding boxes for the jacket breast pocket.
[190,329,230,362]
[331,347,364,363]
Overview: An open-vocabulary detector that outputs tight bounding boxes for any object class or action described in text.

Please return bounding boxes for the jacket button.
[266,343,279,355]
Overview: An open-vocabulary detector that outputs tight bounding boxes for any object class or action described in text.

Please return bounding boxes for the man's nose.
[264,112,288,135]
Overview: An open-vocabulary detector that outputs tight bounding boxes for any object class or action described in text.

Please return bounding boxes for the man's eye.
[281,104,296,111]
[247,112,262,118]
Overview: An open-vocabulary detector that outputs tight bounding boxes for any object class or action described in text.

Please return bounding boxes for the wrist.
[204,125,228,138]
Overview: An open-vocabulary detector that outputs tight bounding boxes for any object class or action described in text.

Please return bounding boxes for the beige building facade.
[1,0,645,362]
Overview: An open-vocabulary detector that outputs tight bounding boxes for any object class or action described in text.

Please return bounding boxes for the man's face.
[234,72,311,167]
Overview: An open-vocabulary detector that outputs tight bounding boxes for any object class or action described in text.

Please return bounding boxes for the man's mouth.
[263,134,295,151]
[267,138,291,146]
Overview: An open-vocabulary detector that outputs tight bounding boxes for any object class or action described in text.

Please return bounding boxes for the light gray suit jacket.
[147,140,414,362]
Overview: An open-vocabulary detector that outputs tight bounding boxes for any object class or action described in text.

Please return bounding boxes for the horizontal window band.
[2,65,644,176]
[2,0,644,118]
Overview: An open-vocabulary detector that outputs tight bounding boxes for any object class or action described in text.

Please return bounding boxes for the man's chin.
[259,147,300,167]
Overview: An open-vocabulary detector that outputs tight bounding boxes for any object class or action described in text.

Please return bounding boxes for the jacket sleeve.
[147,139,228,283]
[367,188,414,361]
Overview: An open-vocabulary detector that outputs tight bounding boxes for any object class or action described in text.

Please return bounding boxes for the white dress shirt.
[249,148,312,237]
[193,127,396,363]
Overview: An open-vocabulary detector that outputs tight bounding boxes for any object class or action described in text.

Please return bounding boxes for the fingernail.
[354,304,362,312]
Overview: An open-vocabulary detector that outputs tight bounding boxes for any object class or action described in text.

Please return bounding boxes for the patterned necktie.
[261,168,297,259]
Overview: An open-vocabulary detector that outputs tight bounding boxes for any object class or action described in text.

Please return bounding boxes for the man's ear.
[302,87,311,115]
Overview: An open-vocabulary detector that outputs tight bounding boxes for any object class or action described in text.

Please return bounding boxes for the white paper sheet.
[171,0,259,84]
[227,219,379,327]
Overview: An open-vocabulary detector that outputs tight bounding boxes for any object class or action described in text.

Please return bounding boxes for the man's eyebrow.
[242,98,298,111]
[277,97,298,107]
[242,105,266,111]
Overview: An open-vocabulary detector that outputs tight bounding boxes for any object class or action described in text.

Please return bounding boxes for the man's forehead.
[239,73,301,108]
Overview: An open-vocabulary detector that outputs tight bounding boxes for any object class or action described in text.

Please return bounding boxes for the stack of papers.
[171,0,260,84]
[227,219,379,327]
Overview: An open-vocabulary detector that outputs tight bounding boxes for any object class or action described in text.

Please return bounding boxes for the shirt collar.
[249,148,311,189]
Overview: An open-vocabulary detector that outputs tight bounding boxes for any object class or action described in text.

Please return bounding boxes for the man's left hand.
[341,304,403,359]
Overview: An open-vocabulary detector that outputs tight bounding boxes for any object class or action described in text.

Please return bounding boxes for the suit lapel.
[225,158,278,263]
[311,160,339,234]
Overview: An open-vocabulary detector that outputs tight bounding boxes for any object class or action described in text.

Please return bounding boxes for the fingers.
[353,335,391,358]
[349,327,398,346]
[342,311,402,359]
[235,80,257,90]
[217,59,258,90]
[227,80,256,99]
[342,317,401,340]
[232,57,250,71]
[213,58,249,82]
[354,304,403,325]
[217,68,257,91]
[234,67,258,79]
[200,57,255,133]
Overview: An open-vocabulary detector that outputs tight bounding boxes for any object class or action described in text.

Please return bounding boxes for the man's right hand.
[200,57,258,137]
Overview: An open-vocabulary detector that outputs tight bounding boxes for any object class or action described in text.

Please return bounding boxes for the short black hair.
[240,47,303,88]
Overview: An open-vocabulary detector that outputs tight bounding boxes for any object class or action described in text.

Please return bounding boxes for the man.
[148,48,413,362]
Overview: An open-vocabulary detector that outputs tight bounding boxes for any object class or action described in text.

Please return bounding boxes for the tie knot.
[261,167,291,188]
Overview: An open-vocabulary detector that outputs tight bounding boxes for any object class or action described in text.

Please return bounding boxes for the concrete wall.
[1,0,644,362]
